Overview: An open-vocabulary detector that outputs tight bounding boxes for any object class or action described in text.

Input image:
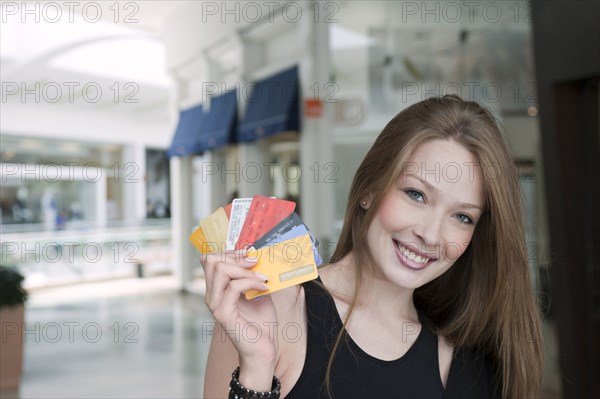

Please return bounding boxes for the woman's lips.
[393,239,436,270]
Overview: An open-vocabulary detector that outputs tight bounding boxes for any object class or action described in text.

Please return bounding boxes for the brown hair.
[323,95,543,398]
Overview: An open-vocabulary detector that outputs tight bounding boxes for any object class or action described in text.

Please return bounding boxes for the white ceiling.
[0,1,185,126]
[1,0,534,152]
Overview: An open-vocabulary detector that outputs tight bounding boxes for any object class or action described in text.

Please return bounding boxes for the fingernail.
[245,256,258,263]
[254,272,269,282]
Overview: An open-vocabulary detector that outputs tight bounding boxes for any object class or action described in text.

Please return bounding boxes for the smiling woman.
[202,95,543,399]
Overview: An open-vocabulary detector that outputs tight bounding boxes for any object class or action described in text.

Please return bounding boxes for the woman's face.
[366,139,485,289]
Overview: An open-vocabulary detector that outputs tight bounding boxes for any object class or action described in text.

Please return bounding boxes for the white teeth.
[398,243,430,264]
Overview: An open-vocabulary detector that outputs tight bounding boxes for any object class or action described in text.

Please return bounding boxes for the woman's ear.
[360,194,372,209]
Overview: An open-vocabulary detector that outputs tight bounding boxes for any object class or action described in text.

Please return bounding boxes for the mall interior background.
[1,1,598,398]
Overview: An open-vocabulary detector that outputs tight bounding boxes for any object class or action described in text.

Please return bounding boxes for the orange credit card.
[244,233,318,299]
[189,226,222,254]
[236,195,295,250]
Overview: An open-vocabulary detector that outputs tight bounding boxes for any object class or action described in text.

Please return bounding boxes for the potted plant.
[0,266,28,391]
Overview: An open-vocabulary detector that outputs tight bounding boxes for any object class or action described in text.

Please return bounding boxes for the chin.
[382,270,428,290]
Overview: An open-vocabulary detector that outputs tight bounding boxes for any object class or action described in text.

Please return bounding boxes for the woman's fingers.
[207,265,267,311]
[202,251,256,274]
[212,278,270,323]
[201,252,255,290]
[200,250,277,363]
[202,251,262,314]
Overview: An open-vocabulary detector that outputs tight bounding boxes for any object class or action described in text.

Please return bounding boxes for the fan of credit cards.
[189,195,321,299]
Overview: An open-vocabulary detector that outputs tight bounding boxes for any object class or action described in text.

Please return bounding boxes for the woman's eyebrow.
[405,174,483,211]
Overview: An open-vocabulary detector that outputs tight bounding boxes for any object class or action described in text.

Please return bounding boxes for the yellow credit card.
[189,227,221,254]
[200,207,229,248]
[244,233,318,299]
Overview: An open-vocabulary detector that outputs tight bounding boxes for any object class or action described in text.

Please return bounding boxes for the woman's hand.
[201,250,279,391]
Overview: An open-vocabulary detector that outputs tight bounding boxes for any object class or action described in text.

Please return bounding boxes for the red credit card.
[236,195,296,250]
[223,203,232,220]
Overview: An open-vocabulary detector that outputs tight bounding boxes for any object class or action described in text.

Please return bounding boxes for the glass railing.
[1,220,175,289]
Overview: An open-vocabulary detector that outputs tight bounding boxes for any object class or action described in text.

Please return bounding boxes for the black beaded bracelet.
[228,366,281,399]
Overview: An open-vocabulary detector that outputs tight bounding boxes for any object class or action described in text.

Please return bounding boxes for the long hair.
[324,95,543,399]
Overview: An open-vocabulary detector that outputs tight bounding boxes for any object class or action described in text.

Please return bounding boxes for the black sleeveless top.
[286,278,500,399]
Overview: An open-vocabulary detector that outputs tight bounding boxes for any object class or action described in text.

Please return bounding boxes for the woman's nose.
[412,211,443,249]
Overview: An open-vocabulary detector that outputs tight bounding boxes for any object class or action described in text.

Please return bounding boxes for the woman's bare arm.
[203,323,240,398]
[203,285,305,398]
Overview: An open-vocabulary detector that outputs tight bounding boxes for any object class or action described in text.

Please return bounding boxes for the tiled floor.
[2,276,562,399]
[3,277,213,399]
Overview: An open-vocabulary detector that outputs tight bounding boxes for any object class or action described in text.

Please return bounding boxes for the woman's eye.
[404,189,425,203]
[456,213,474,225]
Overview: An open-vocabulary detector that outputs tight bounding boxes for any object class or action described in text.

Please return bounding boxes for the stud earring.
[361,200,368,208]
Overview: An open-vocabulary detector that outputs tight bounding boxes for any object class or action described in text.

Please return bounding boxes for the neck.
[327,251,418,321]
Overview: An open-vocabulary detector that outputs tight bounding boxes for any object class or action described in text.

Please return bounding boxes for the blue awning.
[167,104,205,158]
[168,90,238,157]
[201,90,238,150]
[237,65,300,142]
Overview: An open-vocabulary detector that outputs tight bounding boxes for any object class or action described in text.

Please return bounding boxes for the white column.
[192,151,229,224]
[209,149,228,206]
[122,144,146,223]
[192,154,211,223]
[95,174,108,228]
[238,37,272,198]
[273,152,290,199]
[170,156,194,291]
[238,142,271,198]
[300,17,334,243]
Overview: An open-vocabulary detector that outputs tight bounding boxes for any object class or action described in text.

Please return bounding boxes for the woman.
[202,95,544,398]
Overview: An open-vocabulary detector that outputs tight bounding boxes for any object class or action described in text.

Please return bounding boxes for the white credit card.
[225,197,253,251]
